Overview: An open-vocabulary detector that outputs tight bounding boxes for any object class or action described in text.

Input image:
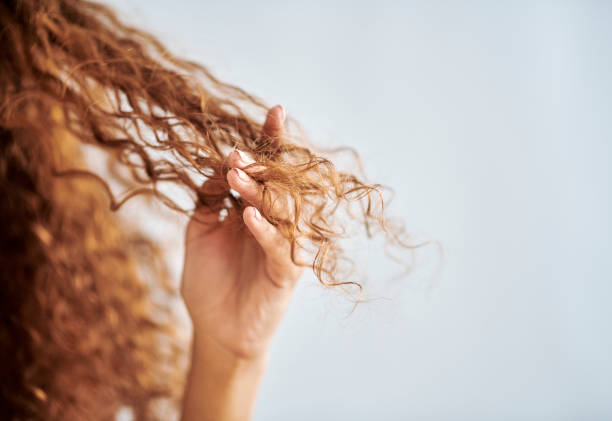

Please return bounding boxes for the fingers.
[242,206,300,285]
[227,164,264,209]
[226,155,290,219]
[226,103,285,171]
[262,104,286,138]
[225,104,286,169]
[227,147,256,169]
[226,103,289,213]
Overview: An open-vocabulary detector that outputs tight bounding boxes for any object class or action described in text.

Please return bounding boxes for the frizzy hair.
[0,0,429,419]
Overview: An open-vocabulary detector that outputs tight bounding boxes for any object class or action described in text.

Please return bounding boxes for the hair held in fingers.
[1,0,434,416]
[2,0,430,291]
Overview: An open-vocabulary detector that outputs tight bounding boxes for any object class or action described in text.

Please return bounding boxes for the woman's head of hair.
[0,0,430,418]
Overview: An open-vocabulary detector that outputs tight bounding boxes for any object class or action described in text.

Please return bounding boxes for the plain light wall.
[102,1,612,420]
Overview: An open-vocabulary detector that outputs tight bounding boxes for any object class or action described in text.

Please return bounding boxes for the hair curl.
[0,0,429,419]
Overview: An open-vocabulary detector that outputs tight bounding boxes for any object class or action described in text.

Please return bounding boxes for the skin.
[180,105,302,421]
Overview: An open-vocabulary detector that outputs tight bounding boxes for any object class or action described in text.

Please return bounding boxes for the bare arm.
[181,334,268,421]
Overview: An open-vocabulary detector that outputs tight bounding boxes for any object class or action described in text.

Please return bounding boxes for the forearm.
[180,333,268,421]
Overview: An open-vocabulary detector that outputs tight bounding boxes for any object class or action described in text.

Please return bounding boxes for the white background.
[104,1,612,419]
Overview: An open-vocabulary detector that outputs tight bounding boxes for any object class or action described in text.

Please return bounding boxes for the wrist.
[181,332,269,421]
[191,331,269,377]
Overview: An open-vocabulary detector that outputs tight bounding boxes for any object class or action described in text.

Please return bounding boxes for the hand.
[180,105,303,360]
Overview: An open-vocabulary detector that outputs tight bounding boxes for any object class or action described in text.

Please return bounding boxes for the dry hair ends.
[0,0,431,419]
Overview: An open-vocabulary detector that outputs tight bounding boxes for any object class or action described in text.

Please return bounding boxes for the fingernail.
[276,104,286,122]
[233,167,249,182]
[236,149,255,165]
[252,207,262,220]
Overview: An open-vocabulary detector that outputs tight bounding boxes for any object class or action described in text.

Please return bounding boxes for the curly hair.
[0,0,427,419]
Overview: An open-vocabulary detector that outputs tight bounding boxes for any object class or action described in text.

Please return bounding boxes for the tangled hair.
[0,0,430,419]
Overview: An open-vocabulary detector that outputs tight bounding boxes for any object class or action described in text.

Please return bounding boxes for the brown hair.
[0,0,427,419]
